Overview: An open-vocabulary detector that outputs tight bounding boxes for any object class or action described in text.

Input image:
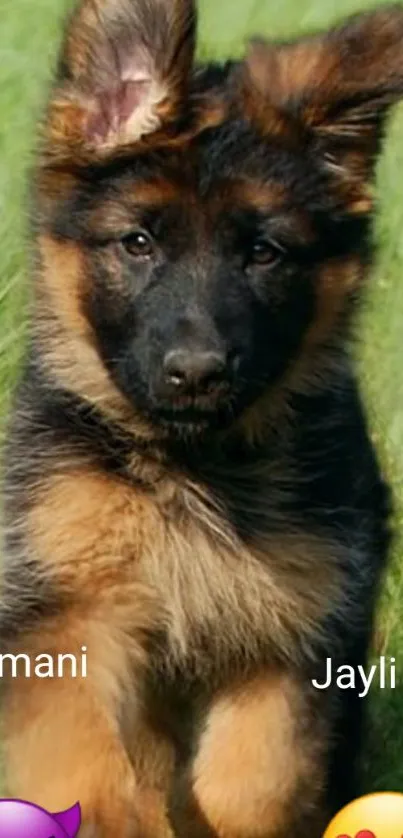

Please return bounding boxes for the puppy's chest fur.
[135,464,345,679]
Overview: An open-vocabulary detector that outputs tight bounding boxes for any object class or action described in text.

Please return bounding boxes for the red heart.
[336,832,376,838]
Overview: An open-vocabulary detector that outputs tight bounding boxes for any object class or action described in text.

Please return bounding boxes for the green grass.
[1,0,403,795]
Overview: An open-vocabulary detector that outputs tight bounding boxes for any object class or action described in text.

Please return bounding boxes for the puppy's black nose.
[163,348,226,393]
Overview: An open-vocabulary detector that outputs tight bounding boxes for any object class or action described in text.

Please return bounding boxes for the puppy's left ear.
[243,6,403,210]
[45,0,196,163]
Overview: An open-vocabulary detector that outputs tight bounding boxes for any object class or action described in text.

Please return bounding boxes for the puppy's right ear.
[45,0,196,162]
[242,6,403,210]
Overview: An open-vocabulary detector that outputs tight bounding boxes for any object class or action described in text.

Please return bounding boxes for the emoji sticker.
[323,792,403,838]
[0,799,80,837]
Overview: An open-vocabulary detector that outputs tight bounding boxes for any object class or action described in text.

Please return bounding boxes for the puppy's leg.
[2,610,174,838]
[2,467,174,837]
[178,672,329,838]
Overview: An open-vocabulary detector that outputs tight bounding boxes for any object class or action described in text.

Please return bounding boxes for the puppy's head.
[34,1,403,441]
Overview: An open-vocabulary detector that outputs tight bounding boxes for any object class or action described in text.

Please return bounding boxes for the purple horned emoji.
[0,799,81,837]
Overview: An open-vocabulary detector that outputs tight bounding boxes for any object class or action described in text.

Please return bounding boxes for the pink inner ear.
[86,77,152,142]
[120,78,152,122]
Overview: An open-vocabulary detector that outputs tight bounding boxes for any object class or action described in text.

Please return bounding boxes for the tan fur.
[34,235,158,440]
[245,37,337,113]
[12,461,343,834]
[6,471,177,835]
[27,463,345,679]
[3,616,141,837]
[233,180,287,213]
[88,178,184,237]
[190,673,326,837]
[304,257,364,351]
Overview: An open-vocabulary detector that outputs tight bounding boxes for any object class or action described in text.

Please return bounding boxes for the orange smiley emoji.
[323,793,403,838]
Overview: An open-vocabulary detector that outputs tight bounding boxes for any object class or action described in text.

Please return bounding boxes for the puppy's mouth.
[152,398,234,434]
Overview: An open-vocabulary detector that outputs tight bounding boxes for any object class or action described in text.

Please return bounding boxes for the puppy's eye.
[250,239,282,268]
[122,231,154,260]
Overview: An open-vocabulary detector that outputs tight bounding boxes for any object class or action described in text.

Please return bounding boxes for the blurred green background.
[1,0,403,791]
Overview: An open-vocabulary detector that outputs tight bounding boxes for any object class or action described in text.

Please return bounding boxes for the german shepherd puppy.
[1,0,402,835]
